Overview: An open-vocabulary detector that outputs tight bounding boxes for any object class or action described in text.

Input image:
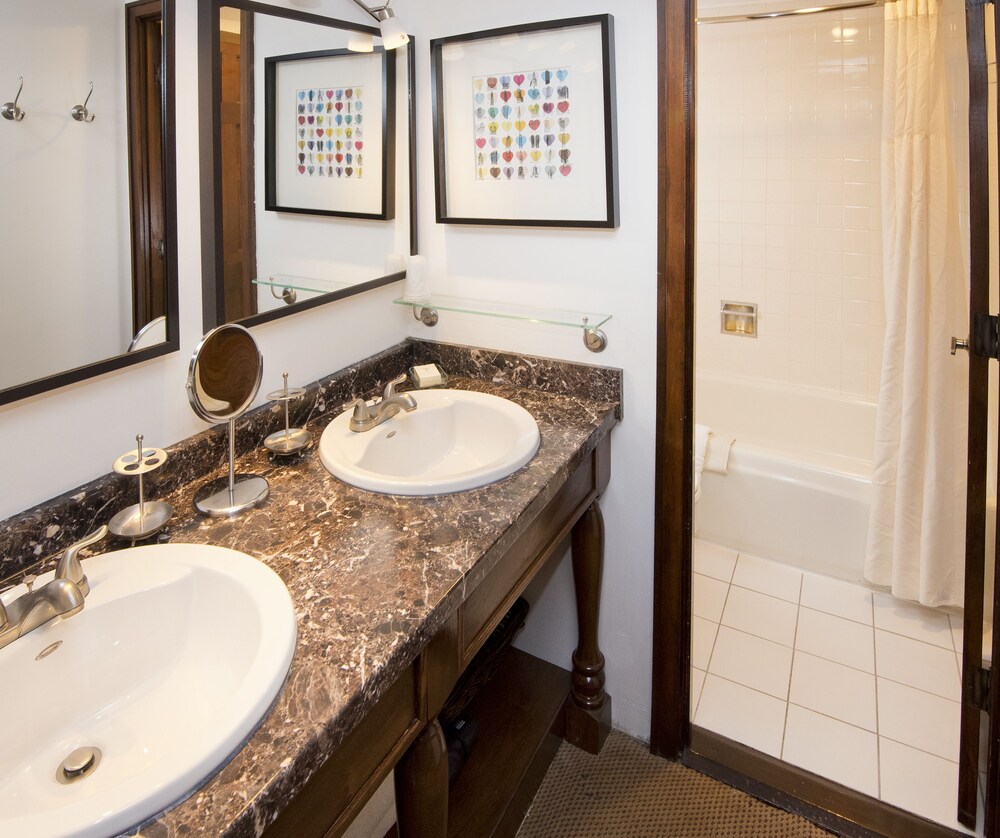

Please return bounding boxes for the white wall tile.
[696,7,892,399]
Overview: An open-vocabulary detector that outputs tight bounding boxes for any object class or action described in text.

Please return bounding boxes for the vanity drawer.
[265,662,421,838]
[460,451,597,665]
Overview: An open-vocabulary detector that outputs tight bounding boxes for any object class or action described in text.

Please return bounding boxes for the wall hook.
[1,76,26,122]
[71,82,96,123]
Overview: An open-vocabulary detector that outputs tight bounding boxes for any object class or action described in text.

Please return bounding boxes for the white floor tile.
[732,553,803,603]
[782,704,879,797]
[693,572,729,623]
[875,630,961,701]
[695,674,787,757]
[795,607,875,674]
[800,572,873,625]
[694,540,739,583]
[879,738,967,831]
[691,668,707,717]
[721,585,798,646]
[789,651,876,731]
[872,593,955,650]
[692,616,719,670]
[709,626,793,699]
[876,678,960,762]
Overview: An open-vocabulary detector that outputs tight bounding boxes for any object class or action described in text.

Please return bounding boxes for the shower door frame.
[651,0,1000,835]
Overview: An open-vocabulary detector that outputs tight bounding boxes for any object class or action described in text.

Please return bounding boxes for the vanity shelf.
[393,295,612,353]
[254,273,405,306]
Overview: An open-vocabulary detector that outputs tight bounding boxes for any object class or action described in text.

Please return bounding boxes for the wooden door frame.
[650,0,988,834]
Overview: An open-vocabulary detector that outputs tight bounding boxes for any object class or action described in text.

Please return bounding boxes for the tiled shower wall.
[696,3,887,399]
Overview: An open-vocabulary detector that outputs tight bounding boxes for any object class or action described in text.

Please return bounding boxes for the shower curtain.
[864,0,969,608]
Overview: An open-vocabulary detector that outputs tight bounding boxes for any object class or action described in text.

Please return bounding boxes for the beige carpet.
[516,730,834,837]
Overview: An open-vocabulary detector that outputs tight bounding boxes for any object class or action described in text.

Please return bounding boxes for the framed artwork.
[264,47,395,220]
[430,15,618,228]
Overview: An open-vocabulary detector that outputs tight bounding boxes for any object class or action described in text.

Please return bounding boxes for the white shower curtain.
[864,0,969,608]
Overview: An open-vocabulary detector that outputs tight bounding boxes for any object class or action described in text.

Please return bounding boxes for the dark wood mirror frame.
[197,0,417,333]
[0,0,179,408]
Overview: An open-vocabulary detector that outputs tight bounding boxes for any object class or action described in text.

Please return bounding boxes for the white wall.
[405,1,659,740]
[0,0,134,388]
[0,0,659,742]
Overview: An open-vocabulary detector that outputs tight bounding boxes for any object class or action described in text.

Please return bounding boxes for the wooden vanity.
[267,433,612,838]
[0,341,620,838]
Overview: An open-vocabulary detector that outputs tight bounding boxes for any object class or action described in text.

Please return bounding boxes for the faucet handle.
[383,373,408,400]
[344,397,373,422]
[0,597,7,631]
[56,525,108,596]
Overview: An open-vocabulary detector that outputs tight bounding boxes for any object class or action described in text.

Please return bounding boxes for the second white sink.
[319,389,540,495]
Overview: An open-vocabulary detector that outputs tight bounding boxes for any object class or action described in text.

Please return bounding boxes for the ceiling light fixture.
[348,0,410,50]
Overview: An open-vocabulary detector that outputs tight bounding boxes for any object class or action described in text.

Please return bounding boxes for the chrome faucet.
[0,525,106,651]
[346,374,417,432]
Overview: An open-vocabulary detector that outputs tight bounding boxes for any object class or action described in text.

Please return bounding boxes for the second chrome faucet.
[345,373,417,433]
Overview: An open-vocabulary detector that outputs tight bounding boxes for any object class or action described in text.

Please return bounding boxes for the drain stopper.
[57,746,101,784]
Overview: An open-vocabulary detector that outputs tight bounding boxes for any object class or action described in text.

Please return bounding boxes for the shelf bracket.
[583,327,608,353]
[412,305,439,327]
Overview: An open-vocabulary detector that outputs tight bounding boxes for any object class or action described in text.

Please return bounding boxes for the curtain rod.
[697,0,884,24]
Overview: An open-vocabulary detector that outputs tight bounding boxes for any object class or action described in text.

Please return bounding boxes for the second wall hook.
[71,82,95,123]
[1,76,25,122]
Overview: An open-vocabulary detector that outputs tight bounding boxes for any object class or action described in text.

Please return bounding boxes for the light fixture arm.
[349,0,393,22]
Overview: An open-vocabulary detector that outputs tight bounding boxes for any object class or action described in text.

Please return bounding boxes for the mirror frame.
[0,0,180,408]
[197,0,417,332]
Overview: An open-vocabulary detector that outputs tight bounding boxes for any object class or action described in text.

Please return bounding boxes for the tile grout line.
[693,553,737,725]
[780,574,805,759]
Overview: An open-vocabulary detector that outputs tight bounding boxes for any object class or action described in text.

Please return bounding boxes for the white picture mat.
[440,22,609,221]
[273,51,385,214]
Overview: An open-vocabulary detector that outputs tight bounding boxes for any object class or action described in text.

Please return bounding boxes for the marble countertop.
[130,375,619,837]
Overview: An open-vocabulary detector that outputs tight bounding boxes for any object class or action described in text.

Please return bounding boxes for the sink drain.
[56,746,101,784]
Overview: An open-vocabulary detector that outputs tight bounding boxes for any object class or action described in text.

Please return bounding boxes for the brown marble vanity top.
[73,343,619,837]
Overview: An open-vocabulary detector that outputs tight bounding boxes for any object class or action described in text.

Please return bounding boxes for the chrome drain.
[56,746,101,784]
[36,641,62,661]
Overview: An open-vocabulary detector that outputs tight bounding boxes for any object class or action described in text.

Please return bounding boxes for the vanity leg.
[565,500,612,755]
[394,719,448,838]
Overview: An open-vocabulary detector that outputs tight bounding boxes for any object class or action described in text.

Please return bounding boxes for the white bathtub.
[695,373,876,581]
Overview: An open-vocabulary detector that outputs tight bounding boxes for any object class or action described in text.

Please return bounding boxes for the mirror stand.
[193,418,269,517]
[187,323,269,518]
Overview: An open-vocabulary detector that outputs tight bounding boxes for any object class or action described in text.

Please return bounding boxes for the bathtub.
[695,373,876,581]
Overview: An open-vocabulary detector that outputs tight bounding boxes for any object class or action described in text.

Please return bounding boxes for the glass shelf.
[392,294,611,331]
[253,274,366,295]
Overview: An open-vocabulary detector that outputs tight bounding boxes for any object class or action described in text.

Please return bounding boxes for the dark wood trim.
[126,0,166,333]
[406,39,417,256]
[649,0,696,758]
[987,5,1000,835]
[959,0,990,829]
[429,15,619,229]
[688,729,966,838]
[263,47,394,221]
[0,0,178,408]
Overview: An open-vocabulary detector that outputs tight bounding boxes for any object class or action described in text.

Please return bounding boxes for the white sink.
[319,389,540,495]
[0,543,296,838]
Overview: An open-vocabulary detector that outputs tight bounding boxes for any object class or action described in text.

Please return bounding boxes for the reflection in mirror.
[0,0,178,406]
[186,324,269,517]
[200,0,415,331]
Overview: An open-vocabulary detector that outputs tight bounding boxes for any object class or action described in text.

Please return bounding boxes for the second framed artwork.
[265,47,395,219]
[430,15,619,228]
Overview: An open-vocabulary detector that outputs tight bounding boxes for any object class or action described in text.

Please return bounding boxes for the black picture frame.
[430,14,619,229]
[264,46,395,220]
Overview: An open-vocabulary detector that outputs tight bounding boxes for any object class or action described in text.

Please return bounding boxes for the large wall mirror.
[198,0,416,331]
[0,0,179,407]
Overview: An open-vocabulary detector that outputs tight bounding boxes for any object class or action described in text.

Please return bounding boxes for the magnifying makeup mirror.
[186,324,269,517]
